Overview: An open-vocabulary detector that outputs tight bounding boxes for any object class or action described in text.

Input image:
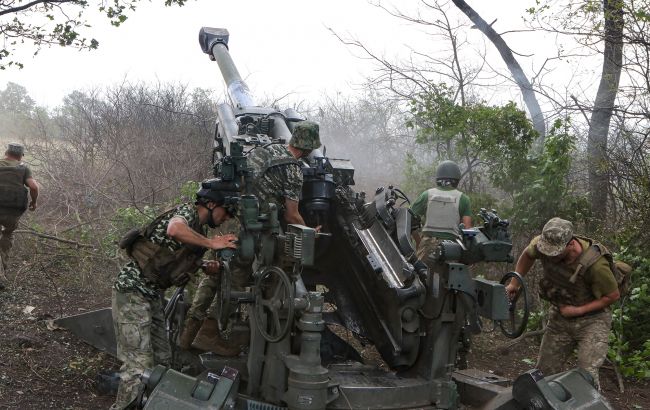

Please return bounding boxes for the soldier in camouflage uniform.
[0,143,39,290]
[505,217,620,388]
[182,120,321,354]
[110,180,238,410]
[410,160,473,368]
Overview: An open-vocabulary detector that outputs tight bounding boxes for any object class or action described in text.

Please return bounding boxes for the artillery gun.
[56,27,613,410]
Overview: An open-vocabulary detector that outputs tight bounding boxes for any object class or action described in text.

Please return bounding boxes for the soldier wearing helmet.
[110,179,238,410]
[410,160,473,367]
[1,142,39,290]
[184,120,321,354]
[411,160,472,246]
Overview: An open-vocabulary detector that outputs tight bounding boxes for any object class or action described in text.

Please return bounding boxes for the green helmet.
[436,160,461,181]
[289,120,321,150]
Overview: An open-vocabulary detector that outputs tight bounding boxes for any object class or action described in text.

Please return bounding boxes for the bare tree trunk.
[587,0,624,226]
[450,0,546,139]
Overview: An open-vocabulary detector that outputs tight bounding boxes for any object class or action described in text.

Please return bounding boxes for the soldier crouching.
[505,217,620,389]
[110,180,237,410]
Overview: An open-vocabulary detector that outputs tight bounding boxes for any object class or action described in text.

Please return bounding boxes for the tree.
[587,0,625,227]
[0,81,43,139]
[407,85,537,194]
[450,0,546,139]
[524,0,626,229]
[0,0,189,69]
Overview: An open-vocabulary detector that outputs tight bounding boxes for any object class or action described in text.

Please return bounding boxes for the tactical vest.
[0,163,28,212]
[538,237,600,306]
[247,144,299,210]
[119,206,206,289]
[422,187,462,236]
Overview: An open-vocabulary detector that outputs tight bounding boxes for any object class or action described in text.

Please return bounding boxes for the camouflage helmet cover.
[537,217,574,256]
[436,160,462,181]
[289,120,321,150]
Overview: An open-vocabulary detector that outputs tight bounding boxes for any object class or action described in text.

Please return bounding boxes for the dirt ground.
[1,254,648,409]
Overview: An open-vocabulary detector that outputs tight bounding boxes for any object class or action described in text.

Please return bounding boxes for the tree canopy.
[0,0,189,69]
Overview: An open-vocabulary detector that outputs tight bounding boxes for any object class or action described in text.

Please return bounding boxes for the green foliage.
[0,0,190,70]
[102,180,199,257]
[406,86,537,192]
[608,247,650,379]
[102,205,158,257]
[525,303,548,332]
[508,119,590,232]
[178,180,200,203]
[404,86,588,235]
[402,153,435,196]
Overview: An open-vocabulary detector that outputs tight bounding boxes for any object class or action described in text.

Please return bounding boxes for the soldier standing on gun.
[0,143,39,290]
[180,120,321,355]
[410,160,472,367]
[505,217,620,389]
[110,181,237,410]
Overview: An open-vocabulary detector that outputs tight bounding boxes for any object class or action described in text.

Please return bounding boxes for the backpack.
[570,236,633,298]
[0,163,28,212]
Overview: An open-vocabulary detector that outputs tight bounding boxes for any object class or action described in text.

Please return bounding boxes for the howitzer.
[55,27,613,410]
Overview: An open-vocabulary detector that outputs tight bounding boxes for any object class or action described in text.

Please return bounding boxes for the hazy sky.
[1,0,564,109]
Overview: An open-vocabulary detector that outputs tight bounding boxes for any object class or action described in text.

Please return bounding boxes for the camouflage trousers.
[0,212,20,272]
[110,289,171,410]
[186,260,250,322]
[537,307,612,388]
[416,235,443,266]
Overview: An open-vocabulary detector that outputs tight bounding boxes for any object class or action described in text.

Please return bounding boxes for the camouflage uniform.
[0,156,32,275]
[524,218,618,388]
[536,307,611,387]
[188,144,303,324]
[111,203,202,410]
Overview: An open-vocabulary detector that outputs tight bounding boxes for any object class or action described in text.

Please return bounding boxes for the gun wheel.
[253,266,294,343]
[499,271,529,339]
[217,260,234,337]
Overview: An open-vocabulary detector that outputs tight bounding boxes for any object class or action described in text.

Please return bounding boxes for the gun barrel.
[199,27,256,109]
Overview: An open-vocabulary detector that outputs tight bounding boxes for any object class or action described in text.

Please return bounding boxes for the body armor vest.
[0,163,28,212]
[119,206,206,289]
[422,187,462,236]
[538,237,597,306]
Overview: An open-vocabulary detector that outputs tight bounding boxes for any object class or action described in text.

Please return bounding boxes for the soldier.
[181,120,321,354]
[0,142,39,290]
[505,217,620,388]
[410,160,472,265]
[410,160,472,367]
[110,180,238,410]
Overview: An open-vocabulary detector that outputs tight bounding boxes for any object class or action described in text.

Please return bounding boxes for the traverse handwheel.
[499,271,529,339]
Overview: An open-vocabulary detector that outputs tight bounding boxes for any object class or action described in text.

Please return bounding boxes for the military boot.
[178,317,202,350]
[191,318,247,356]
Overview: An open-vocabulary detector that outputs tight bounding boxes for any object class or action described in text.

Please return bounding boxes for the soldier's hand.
[558,304,584,318]
[505,282,520,300]
[209,234,238,250]
[29,201,37,211]
[202,260,221,275]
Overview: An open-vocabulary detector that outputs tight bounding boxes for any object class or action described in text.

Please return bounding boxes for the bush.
[608,249,650,379]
